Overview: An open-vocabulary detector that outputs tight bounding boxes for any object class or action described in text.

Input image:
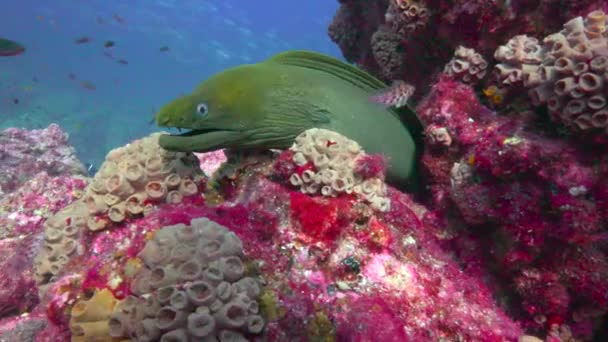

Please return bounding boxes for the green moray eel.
[155,50,423,188]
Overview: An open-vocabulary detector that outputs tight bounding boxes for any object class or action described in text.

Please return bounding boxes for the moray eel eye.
[196,102,209,118]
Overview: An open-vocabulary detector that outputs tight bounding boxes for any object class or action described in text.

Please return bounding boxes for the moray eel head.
[155,66,262,152]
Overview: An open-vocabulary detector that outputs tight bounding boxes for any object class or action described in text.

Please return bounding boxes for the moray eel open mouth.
[169,128,210,137]
[158,127,244,152]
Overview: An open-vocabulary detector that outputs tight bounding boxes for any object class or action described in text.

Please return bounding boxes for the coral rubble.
[0,124,86,196]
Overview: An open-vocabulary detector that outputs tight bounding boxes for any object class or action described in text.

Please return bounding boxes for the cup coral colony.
[1,2,608,342]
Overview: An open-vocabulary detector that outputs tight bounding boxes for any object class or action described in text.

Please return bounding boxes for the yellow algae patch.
[69,288,119,342]
[259,289,283,321]
[307,311,336,342]
[123,257,143,278]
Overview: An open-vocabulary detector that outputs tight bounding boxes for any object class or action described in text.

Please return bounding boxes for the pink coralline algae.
[416,76,608,340]
[0,172,88,239]
[0,171,87,319]
[0,124,87,196]
[329,8,608,337]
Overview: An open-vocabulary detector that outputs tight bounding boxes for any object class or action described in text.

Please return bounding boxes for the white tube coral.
[220,256,245,282]
[149,265,179,288]
[213,301,248,329]
[187,311,216,337]
[179,260,203,281]
[591,110,608,128]
[125,193,146,215]
[444,46,488,85]
[108,219,265,340]
[125,163,146,186]
[493,10,608,137]
[105,174,134,197]
[108,202,126,223]
[155,307,187,330]
[145,181,168,200]
[288,128,391,211]
[178,179,198,196]
[186,280,216,306]
[165,190,183,204]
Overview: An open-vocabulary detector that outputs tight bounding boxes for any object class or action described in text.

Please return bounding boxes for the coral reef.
[328,3,608,339]
[33,133,206,287]
[494,10,608,139]
[0,311,70,342]
[328,0,608,94]
[0,124,86,196]
[4,2,608,340]
[0,172,87,240]
[417,75,608,340]
[1,127,526,341]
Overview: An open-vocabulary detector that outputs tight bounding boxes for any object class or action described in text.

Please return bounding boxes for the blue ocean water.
[0,0,340,168]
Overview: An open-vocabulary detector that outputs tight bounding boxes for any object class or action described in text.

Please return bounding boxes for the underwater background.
[0,0,339,169]
[2,1,608,341]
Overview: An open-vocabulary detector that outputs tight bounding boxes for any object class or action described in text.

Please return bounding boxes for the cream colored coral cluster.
[494,10,608,134]
[83,133,203,229]
[34,202,87,285]
[34,133,205,285]
[109,217,265,341]
[444,46,488,84]
[385,0,430,36]
[288,128,390,212]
